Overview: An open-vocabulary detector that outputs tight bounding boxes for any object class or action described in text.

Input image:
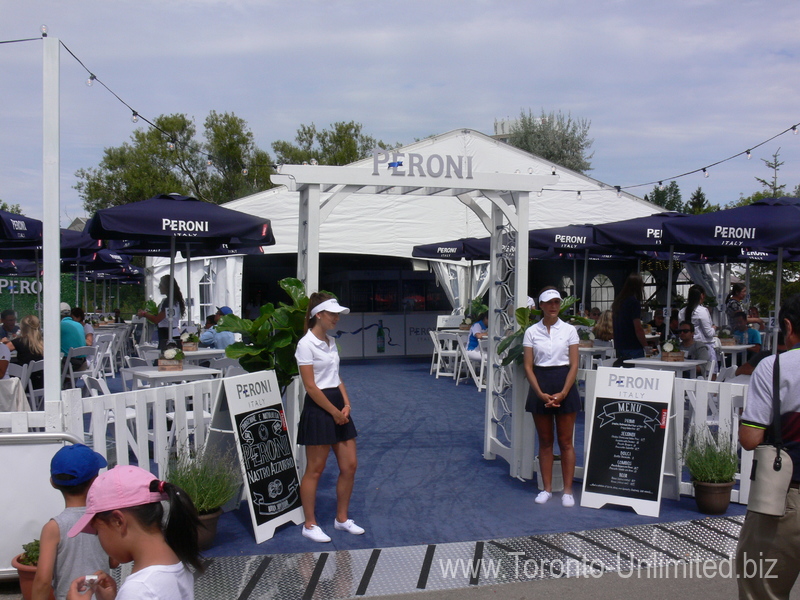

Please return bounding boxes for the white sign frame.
[216,371,304,543]
[581,367,674,517]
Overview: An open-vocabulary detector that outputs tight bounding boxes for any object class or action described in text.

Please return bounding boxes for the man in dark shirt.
[0,310,19,339]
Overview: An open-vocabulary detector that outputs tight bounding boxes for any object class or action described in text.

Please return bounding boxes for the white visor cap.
[310,298,350,317]
[538,289,562,305]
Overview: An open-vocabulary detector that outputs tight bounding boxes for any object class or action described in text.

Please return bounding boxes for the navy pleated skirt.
[525,365,581,415]
[297,387,358,446]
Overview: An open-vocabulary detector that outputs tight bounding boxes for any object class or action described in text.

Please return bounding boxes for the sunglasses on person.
[678,328,692,333]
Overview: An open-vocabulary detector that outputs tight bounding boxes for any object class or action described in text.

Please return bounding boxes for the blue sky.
[1,0,799,224]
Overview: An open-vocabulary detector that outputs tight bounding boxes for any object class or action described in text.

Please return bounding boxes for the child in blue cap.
[32,444,116,600]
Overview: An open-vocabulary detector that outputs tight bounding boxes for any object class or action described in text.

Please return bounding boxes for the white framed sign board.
[581,367,674,517]
[212,371,304,543]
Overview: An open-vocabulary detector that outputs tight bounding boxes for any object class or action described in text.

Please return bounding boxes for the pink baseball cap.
[68,465,167,537]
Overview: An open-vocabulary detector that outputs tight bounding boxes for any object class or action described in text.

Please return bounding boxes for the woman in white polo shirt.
[295,292,363,543]
[522,287,580,507]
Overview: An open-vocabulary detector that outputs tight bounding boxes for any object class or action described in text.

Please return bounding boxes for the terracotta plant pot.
[197,509,223,550]
[11,554,54,600]
[692,480,735,515]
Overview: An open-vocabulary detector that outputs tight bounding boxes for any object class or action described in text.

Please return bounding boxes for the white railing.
[1,380,222,480]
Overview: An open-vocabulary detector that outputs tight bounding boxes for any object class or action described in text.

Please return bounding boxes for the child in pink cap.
[65,465,202,600]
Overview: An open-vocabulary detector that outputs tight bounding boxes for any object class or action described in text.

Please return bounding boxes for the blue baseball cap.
[51,444,108,486]
[217,306,233,315]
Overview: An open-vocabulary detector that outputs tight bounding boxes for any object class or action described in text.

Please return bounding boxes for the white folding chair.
[93,333,116,378]
[224,365,247,377]
[62,346,97,389]
[428,330,440,375]
[122,356,149,391]
[455,334,485,391]
[433,331,460,379]
[26,360,44,410]
[81,374,140,461]
[136,344,158,360]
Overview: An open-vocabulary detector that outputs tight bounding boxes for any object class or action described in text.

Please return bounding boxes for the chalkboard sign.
[213,371,304,543]
[581,367,674,517]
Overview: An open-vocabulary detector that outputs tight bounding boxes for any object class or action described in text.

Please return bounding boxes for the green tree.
[684,187,717,214]
[0,200,22,214]
[75,112,273,212]
[754,149,786,198]
[272,121,389,166]
[644,181,683,211]
[507,109,594,173]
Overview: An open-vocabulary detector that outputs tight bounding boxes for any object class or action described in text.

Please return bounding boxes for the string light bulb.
[793,126,798,135]
[551,167,556,176]
[130,111,139,123]
[658,181,665,191]
[615,186,621,198]
[40,25,48,37]
[577,191,582,201]
[310,158,318,166]
[746,150,751,159]
[241,168,248,175]
[86,74,96,87]
[166,140,175,151]
[206,155,213,167]
[702,168,709,178]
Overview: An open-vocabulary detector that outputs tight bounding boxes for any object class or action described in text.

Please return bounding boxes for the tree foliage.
[644,181,683,211]
[272,121,389,166]
[684,187,717,214]
[0,200,22,214]
[75,111,273,212]
[507,109,594,173]
[754,149,786,198]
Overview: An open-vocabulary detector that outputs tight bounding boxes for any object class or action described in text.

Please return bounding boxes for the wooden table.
[182,348,227,365]
[718,344,755,367]
[578,346,615,369]
[121,365,221,388]
[623,358,708,379]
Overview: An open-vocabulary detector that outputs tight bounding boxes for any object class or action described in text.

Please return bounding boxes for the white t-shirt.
[678,305,715,345]
[116,562,193,600]
[158,301,181,337]
[294,329,341,389]
[522,319,579,367]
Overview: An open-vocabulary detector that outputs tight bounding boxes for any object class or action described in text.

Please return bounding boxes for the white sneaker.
[535,491,552,504]
[301,524,331,542]
[562,493,575,508]
[334,518,365,535]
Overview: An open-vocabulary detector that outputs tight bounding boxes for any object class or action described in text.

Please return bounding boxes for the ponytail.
[148,480,204,572]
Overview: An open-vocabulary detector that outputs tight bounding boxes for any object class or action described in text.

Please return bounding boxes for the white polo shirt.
[295,329,341,389]
[522,319,579,367]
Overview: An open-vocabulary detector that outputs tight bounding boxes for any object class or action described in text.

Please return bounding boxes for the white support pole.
[665,245,674,323]
[42,34,61,405]
[773,249,783,354]
[297,185,321,294]
[581,248,589,314]
[511,191,531,479]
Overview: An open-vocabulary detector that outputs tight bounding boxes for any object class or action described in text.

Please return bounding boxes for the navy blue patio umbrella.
[662,197,800,344]
[0,210,42,244]
[86,193,276,320]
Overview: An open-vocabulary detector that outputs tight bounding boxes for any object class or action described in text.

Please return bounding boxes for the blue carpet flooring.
[161,358,746,558]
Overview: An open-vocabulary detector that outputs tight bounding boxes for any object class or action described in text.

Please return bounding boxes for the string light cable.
[2,30,796,192]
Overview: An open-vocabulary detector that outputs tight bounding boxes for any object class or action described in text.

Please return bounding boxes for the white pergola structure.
[272,147,557,479]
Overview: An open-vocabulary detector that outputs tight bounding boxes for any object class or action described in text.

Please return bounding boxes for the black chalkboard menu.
[211,370,304,543]
[581,367,674,517]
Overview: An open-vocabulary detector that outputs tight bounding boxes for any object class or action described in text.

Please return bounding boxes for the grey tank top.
[52,507,109,600]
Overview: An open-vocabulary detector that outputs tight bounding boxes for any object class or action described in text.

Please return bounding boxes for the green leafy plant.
[577,328,595,341]
[181,331,200,344]
[17,539,40,566]
[144,299,158,315]
[496,296,593,366]
[166,449,240,515]
[218,278,333,394]
[718,327,734,339]
[682,428,737,483]
[468,296,488,319]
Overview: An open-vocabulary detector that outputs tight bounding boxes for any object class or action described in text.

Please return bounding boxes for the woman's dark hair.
[684,284,706,322]
[611,273,643,314]
[71,307,85,321]
[304,292,335,333]
[95,480,203,572]
[160,275,186,318]
[726,282,746,303]
[779,294,800,339]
